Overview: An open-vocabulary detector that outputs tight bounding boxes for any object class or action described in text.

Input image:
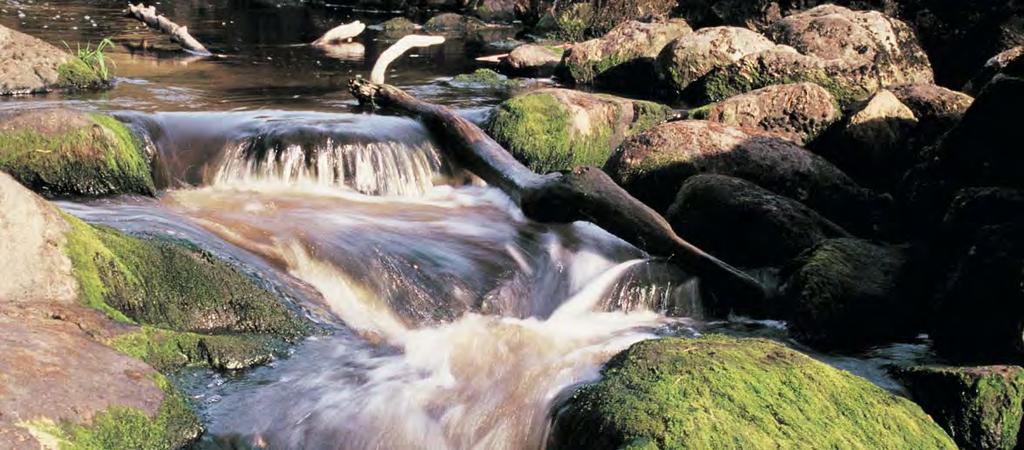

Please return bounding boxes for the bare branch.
[312,21,366,47]
[370,35,445,84]
[127,3,211,56]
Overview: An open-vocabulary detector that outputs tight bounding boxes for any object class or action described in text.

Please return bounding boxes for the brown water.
[7,1,938,448]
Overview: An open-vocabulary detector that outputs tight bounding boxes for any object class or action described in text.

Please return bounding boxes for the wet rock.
[657,26,777,97]
[811,90,919,191]
[549,335,957,449]
[766,5,934,88]
[499,44,563,77]
[604,120,888,235]
[444,68,523,90]
[587,0,679,35]
[558,19,692,95]
[690,82,840,144]
[964,46,1024,96]
[423,13,488,34]
[0,108,156,198]
[666,174,850,271]
[0,25,110,95]
[892,365,1024,450]
[695,45,881,106]
[0,172,201,449]
[485,88,673,173]
[375,17,419,35]
[779,238,917,350]
[467,0,526,23]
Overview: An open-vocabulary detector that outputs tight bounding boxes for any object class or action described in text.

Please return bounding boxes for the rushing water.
[4,1,939,448]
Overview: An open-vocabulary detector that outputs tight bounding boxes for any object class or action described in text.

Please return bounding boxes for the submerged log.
[127,3,211,55]
[349,78,769,309]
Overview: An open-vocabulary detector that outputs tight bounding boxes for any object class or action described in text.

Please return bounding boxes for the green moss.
[552,3,593,42]
[62,212,311,338]
[447,68,521,89]
[56,58,109,91]
[0,112,154,197]
[895,365,1024,450]
[109,326,285,371]
[551,336,957,449]
[701,64,864,107]
[25,373,202,450]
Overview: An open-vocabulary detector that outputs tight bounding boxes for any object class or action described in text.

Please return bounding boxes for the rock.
[558,19,692,95]
[588,0,680,35]
[499,44,563,77]
[0,172,201,449]
[893,365,1024,450]
[657,26,777,97]
[888,83,973,139]
[485,88,673,173]
[810,90,919,190]
[779,238,917,349]
[604,120,888,235]
[375,17,419,35]
[423,13,488,33]
[0,25,111,95]
[468,0,525,23]
[549,335,957,449]
[766,5,934,88]
[695,45,882,106]
[444,68,523,90]
[666,174,850,272]
[0,109,156,198]
[535,3,594,42]
[690,82,840,144]
[964,46,1024,96]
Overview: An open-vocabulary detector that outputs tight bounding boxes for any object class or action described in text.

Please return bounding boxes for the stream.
[2,1,939,449]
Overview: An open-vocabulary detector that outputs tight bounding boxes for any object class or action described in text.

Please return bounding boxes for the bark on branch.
[127,3,211,56]
[348,79,769,309]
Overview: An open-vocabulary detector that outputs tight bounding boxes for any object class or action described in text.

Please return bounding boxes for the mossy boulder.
[779,238,918,350]
[445,68,523,90]
[0,25,111,95]
[486,88,673,173]
[604,120,889,235]
[690,82,840,144]
[766,5,934,88]
[657,26,777,97]
[0,108,155,197]
[423,13,488,34]
[586,0,679,36]
[666,174,850,272]
[548,335,957,449]
[893,365,1024,450]
[375,17,418,35]
[558,19,692,95]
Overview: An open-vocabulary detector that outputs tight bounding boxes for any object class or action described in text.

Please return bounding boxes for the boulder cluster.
[481,3,1024,449]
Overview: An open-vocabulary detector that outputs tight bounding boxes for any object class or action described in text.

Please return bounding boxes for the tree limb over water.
[312,21,366,47]
[127,3,211,56]
[370,35,445,84]
[348,78,769,308]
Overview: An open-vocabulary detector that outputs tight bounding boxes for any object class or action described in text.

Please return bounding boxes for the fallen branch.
[370,35,445,84]
[312,21,366,47]
[127,3,211,55]
[348,79,769,309]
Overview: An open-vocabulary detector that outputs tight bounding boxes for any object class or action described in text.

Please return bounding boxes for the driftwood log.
[127,3,211,55]
[370,35,445,84]
[348,79,769,309]
[312,21,366,47]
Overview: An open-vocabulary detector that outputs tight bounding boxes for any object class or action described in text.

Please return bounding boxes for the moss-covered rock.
[657,26,776,97]
[423,13,488,34]
[0,109,155,197]
[0,25,111,95]
[558,19,691,95]
[666,174,850,272]
[691,82,840,144]
[375,17,419,35]
[548,336,957,449]
[779,238,918,350]
[604,120,889,235]
[486,88,673,173]
[445,68,523,90]
[893,365,1024,450]
[109,326,286,371]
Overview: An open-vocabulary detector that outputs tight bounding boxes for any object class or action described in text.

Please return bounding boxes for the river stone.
[0,109,156,198]
[964,46,1024,96]
[779,238,917,350]
[468,0,526,23]
[549,335,958,449]
[766,5,934,88]
[888,83,973,137]
[0,25,108,95]
[587,0,679,35]
[666,174,850,271]
[558,19,692,92]
[811,90,919,190]
[892,365,1024,450]
[423,13,488,33]
[691,82,840,144]
[499,44,563,77]
[485,88,673,173]
[603,120,888,236]
[657,26,777,96]
[375,17,418,35]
